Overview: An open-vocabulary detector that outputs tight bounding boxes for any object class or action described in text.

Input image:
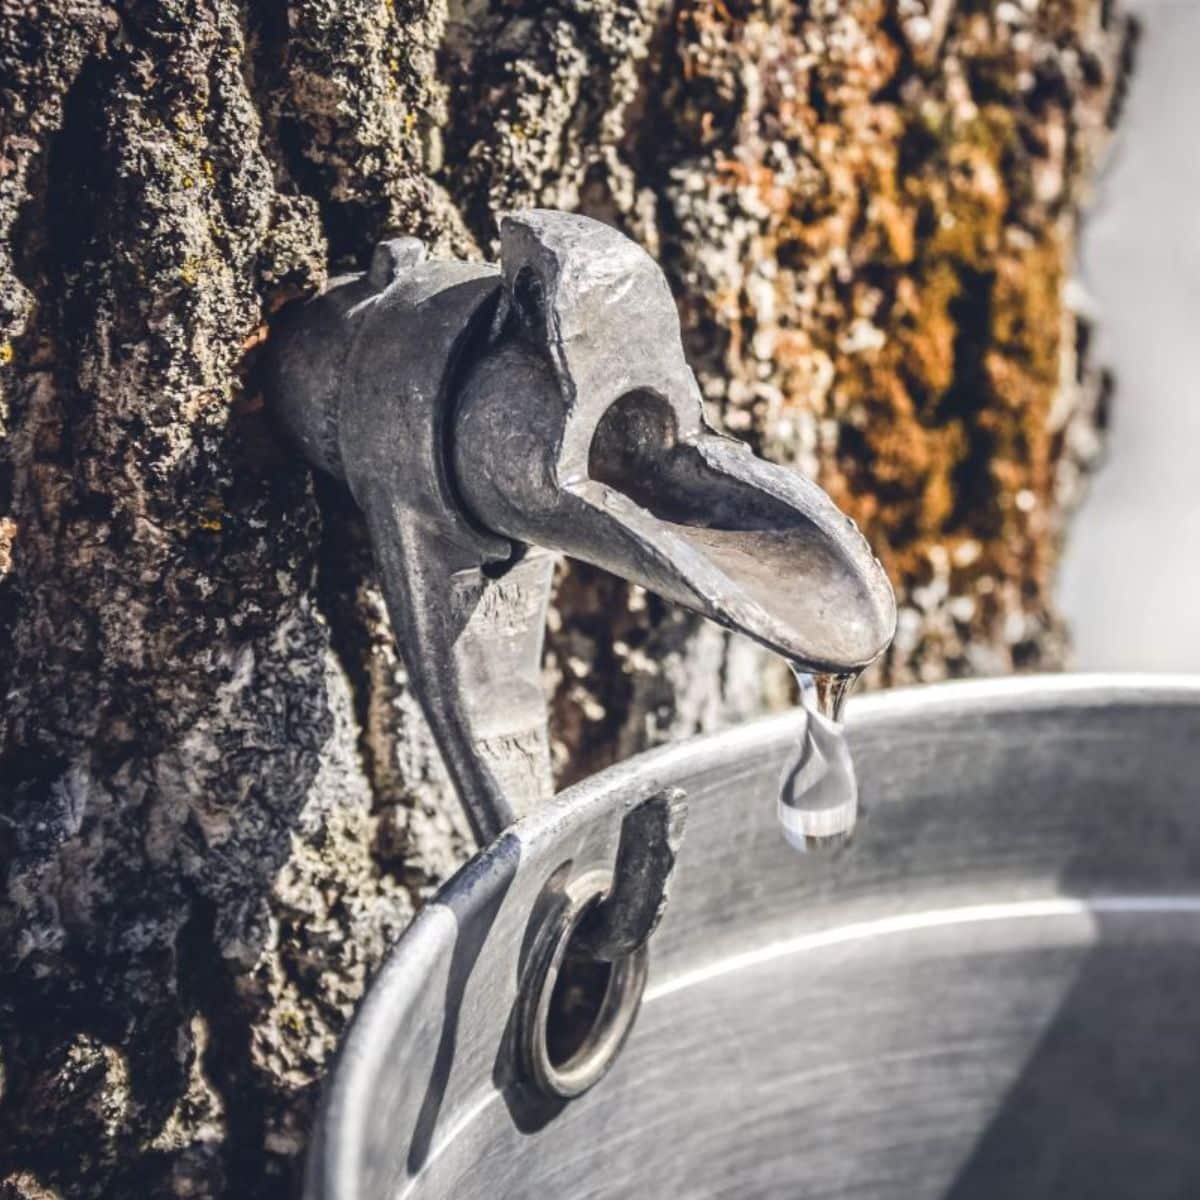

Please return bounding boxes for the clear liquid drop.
[777,667,862,854]
[810,671,857,723]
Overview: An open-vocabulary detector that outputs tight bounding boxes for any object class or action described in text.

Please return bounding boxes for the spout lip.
[691,435,898,670]
[562,434,897,675]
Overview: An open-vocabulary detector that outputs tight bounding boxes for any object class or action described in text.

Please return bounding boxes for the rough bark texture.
[0,1,1133,1196]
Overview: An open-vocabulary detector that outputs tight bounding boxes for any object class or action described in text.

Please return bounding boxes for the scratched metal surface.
[307,676,1200,1200]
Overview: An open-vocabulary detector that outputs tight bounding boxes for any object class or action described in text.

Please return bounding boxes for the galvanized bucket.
[307,676,1200,1200]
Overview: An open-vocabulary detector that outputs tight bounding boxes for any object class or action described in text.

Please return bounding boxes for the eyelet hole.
[546,952,614,1070]
[522,870,648,1099]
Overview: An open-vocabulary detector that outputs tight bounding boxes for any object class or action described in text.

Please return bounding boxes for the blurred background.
[1060,0,1200,671]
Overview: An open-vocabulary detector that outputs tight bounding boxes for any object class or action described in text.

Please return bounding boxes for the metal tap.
[266,210,895,846]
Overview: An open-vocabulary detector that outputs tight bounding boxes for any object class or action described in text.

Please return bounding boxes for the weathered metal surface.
[576,788,688,963]
[307,675,1200,1200]
[268,250,524,843]
[454,212,896,676]
[267,210,895,844]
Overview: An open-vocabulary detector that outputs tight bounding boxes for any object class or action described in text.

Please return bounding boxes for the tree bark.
[0,1,1133,1195]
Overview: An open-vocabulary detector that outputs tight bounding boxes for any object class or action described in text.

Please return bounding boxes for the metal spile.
[266,210,896,846]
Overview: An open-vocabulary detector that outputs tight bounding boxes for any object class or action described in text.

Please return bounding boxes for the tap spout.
[452,211,896,676]
[266,209,895,850]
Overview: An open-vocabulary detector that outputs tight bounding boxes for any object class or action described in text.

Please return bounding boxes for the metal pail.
[309,676,1200,1200]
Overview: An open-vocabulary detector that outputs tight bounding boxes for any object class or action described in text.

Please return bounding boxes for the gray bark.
[0,1,1133,1195]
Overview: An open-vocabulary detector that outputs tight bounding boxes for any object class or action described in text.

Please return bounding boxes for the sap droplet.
[777,668,862,853]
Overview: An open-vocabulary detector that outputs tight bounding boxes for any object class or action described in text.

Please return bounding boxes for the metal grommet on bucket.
[521,869,650,1100]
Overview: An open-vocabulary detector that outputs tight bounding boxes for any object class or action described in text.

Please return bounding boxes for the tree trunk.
[0,2,1133,1196]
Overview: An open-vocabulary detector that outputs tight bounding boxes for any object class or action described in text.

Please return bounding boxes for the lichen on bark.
[1,1,1133,1195]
